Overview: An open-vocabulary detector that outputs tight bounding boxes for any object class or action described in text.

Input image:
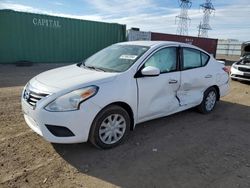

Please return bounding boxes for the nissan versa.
[21,41,230,149]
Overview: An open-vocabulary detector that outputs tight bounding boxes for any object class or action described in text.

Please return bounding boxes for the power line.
[198,0,215,38]
[176,0,192,36]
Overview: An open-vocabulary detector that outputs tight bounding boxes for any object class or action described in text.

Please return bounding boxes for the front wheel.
[197,87,218,114]
[89,105,130,149]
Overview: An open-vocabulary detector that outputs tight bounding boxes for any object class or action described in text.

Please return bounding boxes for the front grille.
[238,67,250,72]
[23,88,49,108]
[235,75,250,79]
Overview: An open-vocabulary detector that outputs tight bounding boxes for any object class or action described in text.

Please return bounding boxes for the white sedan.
[21,41,230,149]
[230,54,250,81]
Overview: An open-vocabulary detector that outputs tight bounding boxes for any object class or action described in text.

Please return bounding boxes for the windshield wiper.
[78,61,106,72]
[79,62,117,72]
[76,60,86,67]
[84,65,106,72]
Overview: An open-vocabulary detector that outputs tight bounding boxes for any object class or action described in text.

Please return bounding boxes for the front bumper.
[21,98,101,143]
[230,66,250,81]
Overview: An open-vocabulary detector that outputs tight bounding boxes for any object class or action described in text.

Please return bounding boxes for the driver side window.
[144,47,177,73]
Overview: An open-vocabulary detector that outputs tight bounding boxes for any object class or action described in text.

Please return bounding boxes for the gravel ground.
[0,63,250,188]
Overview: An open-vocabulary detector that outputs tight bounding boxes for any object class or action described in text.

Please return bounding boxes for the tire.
[89,105,130,149]
[197,87,218,114]
[231,78,237,81]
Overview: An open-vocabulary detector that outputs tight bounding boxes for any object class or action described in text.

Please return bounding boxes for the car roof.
[117,40,209,55]
[117,40,194,48]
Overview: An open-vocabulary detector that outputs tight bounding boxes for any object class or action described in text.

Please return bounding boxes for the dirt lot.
[0,63,250,188]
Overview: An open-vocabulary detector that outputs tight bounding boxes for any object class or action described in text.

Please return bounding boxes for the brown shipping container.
[151,32,218,57]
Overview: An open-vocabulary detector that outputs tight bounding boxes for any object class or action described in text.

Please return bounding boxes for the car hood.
[30,64,118,92]
[235,60,250,67]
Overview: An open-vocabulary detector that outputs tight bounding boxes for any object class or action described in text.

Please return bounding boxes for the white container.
[127,30,151,41]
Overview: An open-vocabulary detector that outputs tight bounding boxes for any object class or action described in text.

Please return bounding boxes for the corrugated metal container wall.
[0,10,126,63]
[127,29,151,41]
[151,32,218,57]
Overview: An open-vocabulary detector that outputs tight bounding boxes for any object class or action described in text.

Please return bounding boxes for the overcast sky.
[1,0,249,41]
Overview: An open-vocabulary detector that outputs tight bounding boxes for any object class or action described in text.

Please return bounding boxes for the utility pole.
[176,0,192,36]
[198,0,215,38]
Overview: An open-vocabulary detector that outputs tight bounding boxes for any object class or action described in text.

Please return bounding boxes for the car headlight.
[232,64,238,70]
[45,86,99,112]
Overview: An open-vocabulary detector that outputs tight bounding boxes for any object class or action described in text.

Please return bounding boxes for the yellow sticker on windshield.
[119,55,138,60]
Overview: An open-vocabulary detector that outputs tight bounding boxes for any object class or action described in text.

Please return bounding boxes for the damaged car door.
[136,46,181,123]
[177,47,212,106]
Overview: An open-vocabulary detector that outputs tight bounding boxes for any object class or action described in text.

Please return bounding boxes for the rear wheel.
[197,87,218,114]
[89,105,130,149]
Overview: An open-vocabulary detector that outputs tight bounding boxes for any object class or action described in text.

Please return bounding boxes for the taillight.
[223,67,230,74]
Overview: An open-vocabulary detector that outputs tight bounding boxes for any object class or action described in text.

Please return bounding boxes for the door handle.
[205,74,212,78]
[169,80,178,84]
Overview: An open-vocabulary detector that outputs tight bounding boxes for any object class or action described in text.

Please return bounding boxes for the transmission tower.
[176,0,192,36]
[198,0,215,38]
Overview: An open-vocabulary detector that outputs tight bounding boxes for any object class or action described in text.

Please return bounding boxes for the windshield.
[82,44,149,72]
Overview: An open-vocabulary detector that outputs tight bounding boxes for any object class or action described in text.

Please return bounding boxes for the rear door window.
[182,48,210,70]
[201,52,209,66]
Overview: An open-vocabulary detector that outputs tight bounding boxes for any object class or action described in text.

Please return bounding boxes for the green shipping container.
[0,10,126,63]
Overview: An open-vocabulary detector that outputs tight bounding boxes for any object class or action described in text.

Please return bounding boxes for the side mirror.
[141,66,160,77]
